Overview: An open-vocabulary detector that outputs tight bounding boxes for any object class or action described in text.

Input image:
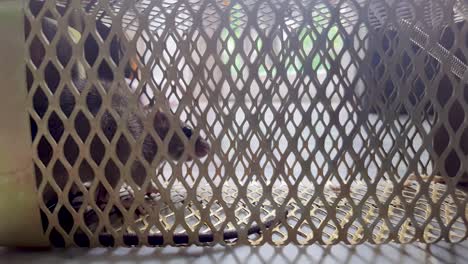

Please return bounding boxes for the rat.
[26,8,209,205]
[35,77,210,205]
[37,75,283,246]
[27,4,285,245]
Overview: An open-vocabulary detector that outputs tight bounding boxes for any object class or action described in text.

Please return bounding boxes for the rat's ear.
[153,110,170,138]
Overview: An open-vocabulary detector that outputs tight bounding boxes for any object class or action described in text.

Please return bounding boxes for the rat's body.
[36,77,283,246]
[35,78,210,207]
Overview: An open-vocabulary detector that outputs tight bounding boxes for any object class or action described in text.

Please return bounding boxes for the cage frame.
[1,0,468,248]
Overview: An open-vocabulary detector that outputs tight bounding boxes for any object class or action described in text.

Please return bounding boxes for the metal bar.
[0,0,48,247]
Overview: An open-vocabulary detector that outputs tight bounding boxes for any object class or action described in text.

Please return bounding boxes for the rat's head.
[152,111,210,161]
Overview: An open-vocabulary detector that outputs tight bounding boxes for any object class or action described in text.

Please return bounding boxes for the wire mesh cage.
[0,0,467,247]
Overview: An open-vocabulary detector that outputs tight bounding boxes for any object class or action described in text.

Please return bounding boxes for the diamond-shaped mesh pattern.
[24,0,468,246]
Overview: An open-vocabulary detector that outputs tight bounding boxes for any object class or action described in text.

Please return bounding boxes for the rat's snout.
[181,125,210,158]
[195,138,210,158]
[182,126,210,159]
[154,112,210,161]
[167,126,210,161]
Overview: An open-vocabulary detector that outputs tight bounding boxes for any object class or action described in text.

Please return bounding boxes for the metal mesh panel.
[23,0,468,246]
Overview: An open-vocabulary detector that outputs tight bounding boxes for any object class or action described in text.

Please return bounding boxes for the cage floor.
[68,177,468,246]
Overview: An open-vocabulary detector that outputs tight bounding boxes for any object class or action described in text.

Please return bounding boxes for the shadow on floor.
[1,241,467,264]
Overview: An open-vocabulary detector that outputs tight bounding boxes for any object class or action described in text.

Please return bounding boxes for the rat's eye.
[182,126,192,138]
